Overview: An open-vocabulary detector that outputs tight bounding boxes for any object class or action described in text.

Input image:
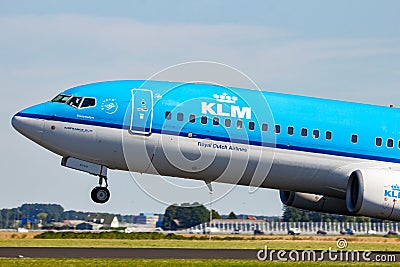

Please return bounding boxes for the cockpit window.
[80,98,96,108]
[51,94,71,103]
[53,94,96,109]
[67,96,83,108]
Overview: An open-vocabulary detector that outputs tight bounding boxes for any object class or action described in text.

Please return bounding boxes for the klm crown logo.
[384,184,400,199]
[213,93,238,104]
[201,92,251,119]
[391,184,400,191]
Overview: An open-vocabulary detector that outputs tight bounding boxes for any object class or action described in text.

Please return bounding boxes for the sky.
[1,1,400,216]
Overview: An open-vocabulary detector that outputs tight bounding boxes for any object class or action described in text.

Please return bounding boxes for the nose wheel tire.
[91,187,110,204]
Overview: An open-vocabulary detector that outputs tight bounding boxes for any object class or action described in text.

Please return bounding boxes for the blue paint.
[15,80,400,164]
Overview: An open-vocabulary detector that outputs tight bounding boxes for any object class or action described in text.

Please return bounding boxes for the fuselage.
[11,80,400,219]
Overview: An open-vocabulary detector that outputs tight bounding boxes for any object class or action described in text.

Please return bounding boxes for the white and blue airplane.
[11,80,400,221]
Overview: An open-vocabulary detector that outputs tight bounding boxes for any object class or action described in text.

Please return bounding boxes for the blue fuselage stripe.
[15,112,400,164]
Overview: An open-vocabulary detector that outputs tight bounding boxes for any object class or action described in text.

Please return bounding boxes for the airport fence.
[190,220,400,235]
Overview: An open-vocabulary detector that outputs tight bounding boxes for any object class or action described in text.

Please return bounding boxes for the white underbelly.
[122,132,394,198]
[42,122,397,199]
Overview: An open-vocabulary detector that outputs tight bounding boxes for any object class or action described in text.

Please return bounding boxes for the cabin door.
[130,89,153,135]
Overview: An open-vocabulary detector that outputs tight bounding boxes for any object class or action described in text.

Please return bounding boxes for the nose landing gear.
[91,176,110,204]
[61,157,111,204]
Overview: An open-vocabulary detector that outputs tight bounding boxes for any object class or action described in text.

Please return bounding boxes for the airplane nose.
[11,115,20,131]
[12,111,45,144]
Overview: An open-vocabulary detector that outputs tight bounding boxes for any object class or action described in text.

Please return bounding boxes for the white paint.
[201,102,252,119]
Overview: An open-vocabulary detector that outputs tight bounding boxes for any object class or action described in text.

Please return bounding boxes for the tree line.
[0,203,122,229]
[0,202,386,229]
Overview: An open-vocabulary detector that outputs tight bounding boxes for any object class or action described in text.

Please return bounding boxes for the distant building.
[44,222,69,230]
[89,218,105,224]
[110,216,119,228]
[76,222,102,231]
[89,216,119,228]
[64,220,85,229]
[134,213,160,226]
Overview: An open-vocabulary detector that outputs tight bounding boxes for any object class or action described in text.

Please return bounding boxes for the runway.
[0,247,399,261]
[0,247,256,259]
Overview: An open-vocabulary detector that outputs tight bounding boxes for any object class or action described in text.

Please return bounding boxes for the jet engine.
[280,190,351,215]
[346,168,400,221]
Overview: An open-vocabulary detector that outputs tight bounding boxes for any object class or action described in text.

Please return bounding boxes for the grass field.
[0,238,400,252]
[0,232,399,252]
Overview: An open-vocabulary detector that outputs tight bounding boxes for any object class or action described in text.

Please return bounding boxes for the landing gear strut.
[61,157,111,204]
[91,176,110,204]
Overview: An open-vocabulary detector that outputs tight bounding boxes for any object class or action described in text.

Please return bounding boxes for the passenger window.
[80,98,96,108]
[351,134,358,144]
[287,126,294,135]
[213,117,219,126]
[165,111,172,120]
[177,113,184,121]
[189,114,196,123]
[225,118,231,128]
[313,129,320,139]
[67,96,83,108]
[325,131,332,140]
[201,116,208,125]
[248,121,255,131]
[387,138,394,148]
[376,137,382,147]
[262,123,268,132]
[275,125,281,134]
[398,140,400,149]
[236,120,243,129]
[301,128,308,137]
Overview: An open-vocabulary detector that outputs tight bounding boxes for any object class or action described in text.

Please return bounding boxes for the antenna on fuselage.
[206,182,213,192]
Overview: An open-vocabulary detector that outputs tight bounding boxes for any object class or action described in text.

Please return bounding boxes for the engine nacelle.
[280,190,351,215]
[346,169,400,221]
